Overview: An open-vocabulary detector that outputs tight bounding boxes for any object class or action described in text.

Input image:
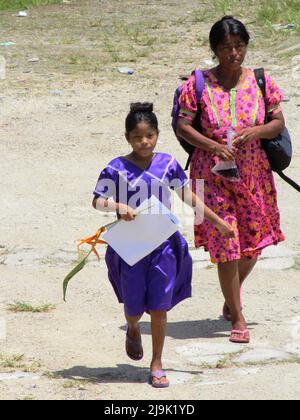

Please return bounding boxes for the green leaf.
[63,251,91,302]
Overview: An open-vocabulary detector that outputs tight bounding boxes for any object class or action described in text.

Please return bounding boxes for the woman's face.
[215,35,248,69]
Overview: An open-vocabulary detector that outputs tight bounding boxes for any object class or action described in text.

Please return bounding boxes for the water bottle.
[0,56,6,80]
[118,67,134,75]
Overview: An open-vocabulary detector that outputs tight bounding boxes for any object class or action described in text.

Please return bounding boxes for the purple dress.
[93,153,193,316]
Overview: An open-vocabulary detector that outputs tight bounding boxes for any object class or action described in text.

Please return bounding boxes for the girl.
[92,102,234,388]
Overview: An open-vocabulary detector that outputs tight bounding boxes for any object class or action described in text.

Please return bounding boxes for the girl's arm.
[176,186,235,238]
[92,197,135,222]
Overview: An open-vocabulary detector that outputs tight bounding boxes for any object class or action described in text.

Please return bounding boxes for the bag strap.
[254,68,266,98]
[184,70,205,171]
[254,68,269,124]
[255,69,300,192]
[193,69,205,103]
[277,171,300,192]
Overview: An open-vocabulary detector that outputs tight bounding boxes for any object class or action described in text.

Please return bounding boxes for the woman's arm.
[177,118,236,161]
[234,112,285,147]
[176,186,235,238]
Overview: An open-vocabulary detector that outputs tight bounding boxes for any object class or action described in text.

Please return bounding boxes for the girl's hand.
[214,144,236,161]
[118,204,136,222]
[216,220,235,238]
[233,127,261,147]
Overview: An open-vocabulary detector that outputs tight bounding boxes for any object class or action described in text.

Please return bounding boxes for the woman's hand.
[233,126,261,147]
[216,220,235,238]
[214,144,236,161]
[118,204,136,222]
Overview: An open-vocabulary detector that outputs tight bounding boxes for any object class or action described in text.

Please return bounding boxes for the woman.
[177,16,285,344]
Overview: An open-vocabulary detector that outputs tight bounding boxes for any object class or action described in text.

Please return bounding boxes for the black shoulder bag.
[254,68,300,192]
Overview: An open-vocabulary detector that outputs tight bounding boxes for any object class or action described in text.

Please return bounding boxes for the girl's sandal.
[149,370,170,389]
[230,329,250,344]
[126,332,143,361]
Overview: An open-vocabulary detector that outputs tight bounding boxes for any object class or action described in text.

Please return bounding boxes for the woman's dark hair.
[125,102,159,134]
[209,16,250,52]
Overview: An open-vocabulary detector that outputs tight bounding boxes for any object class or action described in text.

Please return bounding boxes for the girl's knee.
[149,310,167,318]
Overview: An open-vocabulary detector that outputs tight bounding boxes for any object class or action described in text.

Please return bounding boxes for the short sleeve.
[178,75,197,122]
[265,73,283,117]
[168,159,190,191]
[93,166,117,200]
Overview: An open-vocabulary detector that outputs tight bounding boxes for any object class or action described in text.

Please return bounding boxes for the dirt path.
[0,0,300,400]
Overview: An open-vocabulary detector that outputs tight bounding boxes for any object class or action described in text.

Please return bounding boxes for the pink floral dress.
[179,69,285,264]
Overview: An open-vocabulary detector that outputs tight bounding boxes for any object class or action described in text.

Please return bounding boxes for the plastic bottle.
[0,56,6,80]
[118,67,134,75]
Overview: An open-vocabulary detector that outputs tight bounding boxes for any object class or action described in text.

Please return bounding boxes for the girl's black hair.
[209,16,250,52]
[125,102,159,134]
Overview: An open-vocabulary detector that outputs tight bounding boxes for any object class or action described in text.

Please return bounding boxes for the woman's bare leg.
[238,258,257,288]
[223,258,258,318]
[218,260,247,331]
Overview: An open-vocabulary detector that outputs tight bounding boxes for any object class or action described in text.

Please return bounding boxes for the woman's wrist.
[207,140,219,154]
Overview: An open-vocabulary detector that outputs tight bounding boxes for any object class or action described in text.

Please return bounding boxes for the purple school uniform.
[93,153,193,316]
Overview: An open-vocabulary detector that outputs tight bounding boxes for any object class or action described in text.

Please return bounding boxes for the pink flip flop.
[149,370,170,388]
[230,329,250,344]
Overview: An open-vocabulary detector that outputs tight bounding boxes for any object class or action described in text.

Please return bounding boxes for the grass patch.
[0,0,62,10]
[193,0,300,41]
[0,353,41,372]
[7,302,56,313]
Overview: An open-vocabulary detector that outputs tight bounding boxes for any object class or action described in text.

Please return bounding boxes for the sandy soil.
[0,0,300,400]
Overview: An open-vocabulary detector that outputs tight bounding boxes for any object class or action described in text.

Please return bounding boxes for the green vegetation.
[195,0,300,39]
[7,302,56,313]
[0,0,62,11]
[0,353,41,372]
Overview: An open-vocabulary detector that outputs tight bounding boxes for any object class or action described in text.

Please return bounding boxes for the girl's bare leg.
[149,310,168,386]
[125,311,143,359]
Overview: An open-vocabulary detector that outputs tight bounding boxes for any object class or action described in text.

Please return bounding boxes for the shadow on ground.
[120,319,258,340]
[53,364,203,384]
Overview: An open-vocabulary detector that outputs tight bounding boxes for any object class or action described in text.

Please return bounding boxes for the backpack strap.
[193,69,205,103]
[184,70,205,170]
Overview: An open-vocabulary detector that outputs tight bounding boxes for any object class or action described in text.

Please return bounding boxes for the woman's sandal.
[126,331,144,361]
[149,370,170,389]
[230,329,250,344]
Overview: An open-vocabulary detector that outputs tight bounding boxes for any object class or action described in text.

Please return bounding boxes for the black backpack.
[254,68,300,192]
[171,69,205,170]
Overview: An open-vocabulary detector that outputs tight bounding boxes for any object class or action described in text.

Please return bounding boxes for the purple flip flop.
[149,370,170,388]
[126,331,143,361]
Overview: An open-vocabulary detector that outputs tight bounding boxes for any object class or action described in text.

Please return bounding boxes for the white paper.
[102,196,181,266]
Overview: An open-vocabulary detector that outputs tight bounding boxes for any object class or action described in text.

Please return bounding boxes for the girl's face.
[215,35,247,70]
[126,122,159,158]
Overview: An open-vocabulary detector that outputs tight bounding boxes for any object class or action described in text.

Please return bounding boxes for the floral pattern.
[179,69,285,263]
